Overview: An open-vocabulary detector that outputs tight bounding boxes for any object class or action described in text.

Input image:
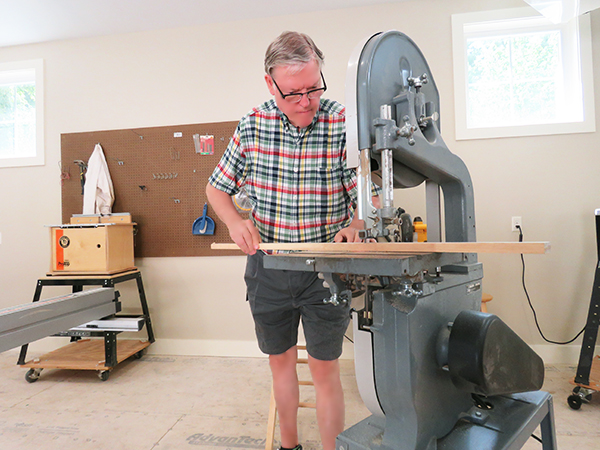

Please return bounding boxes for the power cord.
[530,434,543,444]
[516,224,585,345]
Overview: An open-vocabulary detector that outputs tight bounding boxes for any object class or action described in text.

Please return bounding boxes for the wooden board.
[211,241,550,254]
[20,339,149,371]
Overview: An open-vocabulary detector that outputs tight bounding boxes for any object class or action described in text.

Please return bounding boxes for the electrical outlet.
[511,216,522,232]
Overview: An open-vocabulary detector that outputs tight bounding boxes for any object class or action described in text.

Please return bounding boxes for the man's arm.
[206,183,261,255]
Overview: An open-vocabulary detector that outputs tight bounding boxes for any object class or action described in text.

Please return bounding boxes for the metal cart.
[18,269,155,382]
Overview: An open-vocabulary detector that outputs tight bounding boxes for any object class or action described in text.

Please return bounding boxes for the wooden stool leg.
[265,385,277,450]
[481,293,493,313]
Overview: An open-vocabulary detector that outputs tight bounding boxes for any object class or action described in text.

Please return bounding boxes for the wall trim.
[15,338,595,365]
[147,339,356,360]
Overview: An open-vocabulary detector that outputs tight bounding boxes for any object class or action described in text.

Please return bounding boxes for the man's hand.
[334,225,361,243]
[334,196,380,243]
[206,183,261,255]
[229,218,261,255]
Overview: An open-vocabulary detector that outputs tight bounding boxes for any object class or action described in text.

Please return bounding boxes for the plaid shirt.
[209,98,364,243]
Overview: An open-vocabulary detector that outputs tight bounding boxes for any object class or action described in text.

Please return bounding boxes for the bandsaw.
[262,31,558,450]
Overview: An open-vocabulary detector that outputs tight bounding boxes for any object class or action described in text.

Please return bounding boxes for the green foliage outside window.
[0,82,36,158]
[466,31,559,128]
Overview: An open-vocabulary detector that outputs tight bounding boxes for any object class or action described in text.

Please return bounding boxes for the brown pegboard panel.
[61,122,244,257]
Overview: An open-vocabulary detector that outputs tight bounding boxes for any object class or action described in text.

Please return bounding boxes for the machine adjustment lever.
[396,115,417,146]
[418,111,439,129]
[320,272,351,306]
[323,292,350,306]
[393,282,423,298]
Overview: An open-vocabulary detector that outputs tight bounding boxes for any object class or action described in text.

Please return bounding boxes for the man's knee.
[307,356,340,386]
[269,345,298,374]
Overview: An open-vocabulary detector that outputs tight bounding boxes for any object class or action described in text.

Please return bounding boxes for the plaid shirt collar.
[272,100,319,136]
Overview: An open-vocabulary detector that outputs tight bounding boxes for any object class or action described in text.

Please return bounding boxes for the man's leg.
[269,345,300,448]
[307,355,344,450]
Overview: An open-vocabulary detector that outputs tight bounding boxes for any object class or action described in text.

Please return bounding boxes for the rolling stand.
[17,270,154,382]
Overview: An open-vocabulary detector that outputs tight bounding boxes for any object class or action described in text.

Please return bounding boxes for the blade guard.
[448,310,545,396]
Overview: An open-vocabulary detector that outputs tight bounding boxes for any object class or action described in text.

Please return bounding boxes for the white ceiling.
[0,0,405,48]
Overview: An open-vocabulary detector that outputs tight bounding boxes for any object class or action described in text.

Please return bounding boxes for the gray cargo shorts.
[244,251,350,361]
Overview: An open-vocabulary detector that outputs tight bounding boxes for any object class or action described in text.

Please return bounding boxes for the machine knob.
[407,73,428,90]
[397,115,417,146]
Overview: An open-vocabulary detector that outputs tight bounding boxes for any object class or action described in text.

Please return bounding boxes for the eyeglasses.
[271,72,327,103]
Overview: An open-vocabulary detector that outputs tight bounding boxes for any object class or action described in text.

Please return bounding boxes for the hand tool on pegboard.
[192,203,215,235]
[73,160,87,195]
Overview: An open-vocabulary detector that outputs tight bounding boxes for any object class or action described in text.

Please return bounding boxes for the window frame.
[451,7,595,140]
[0,59,44,168]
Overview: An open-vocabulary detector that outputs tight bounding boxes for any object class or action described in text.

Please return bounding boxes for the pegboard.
[60,121,244,257]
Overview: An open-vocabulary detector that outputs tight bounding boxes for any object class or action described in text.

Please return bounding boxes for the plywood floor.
[0,349,598,450]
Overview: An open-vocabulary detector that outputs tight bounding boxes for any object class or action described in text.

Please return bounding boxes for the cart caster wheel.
[573,385,591,397]
[98,370,110,381]
[25,368,42,383]
[568,394,582,410]
[134,349,145,360]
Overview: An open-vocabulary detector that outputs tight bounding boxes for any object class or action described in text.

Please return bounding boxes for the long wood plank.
[211,241,550,254]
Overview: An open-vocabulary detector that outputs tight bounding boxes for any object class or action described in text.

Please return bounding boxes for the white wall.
[1,0,598,363]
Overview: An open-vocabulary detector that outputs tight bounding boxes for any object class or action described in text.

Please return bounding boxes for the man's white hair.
[264,31,324,75]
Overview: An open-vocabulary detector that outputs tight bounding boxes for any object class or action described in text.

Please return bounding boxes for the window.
[0,59,44,167]
[452,8,594,140]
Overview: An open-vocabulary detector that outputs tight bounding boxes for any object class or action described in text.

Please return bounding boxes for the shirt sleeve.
[371,181,382,197]
[341,133,382,207]
[208,123,246,195]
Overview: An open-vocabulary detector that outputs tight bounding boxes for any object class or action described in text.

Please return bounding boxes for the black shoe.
[279,445,302,450]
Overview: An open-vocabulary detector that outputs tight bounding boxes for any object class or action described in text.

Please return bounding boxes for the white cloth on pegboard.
[83,143,114,215]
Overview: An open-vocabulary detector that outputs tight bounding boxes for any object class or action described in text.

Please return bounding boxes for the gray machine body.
[266,251,486,449]
[265,30,556,450]
[349,31,475,244]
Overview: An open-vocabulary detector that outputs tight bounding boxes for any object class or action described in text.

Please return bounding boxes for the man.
[206,31,379,450]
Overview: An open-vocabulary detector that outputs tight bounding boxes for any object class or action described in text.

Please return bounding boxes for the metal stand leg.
[17,281,44,365]
[574,263,600,386]
[135,273,155,343]
[540,396,558,450]
[104,331,118,367]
